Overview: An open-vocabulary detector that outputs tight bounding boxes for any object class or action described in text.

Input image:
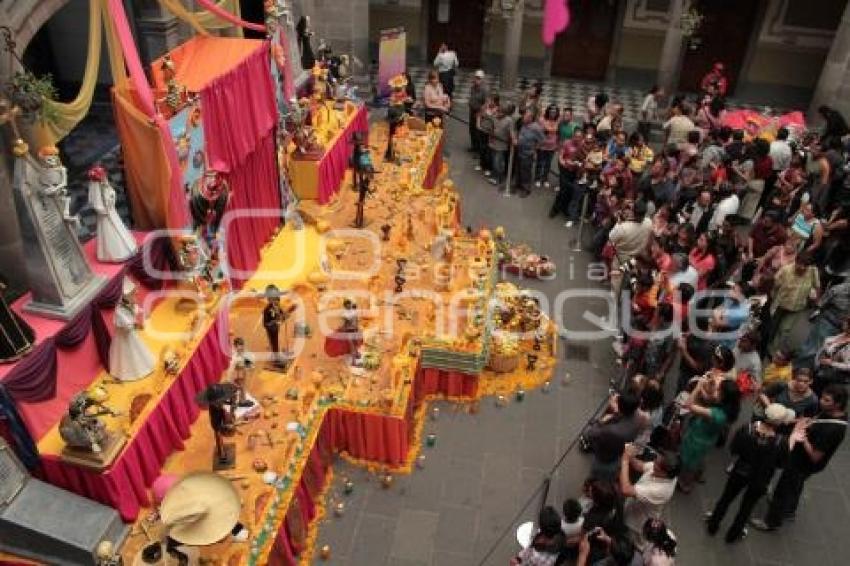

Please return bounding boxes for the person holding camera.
[618,444,680,548]
[752,385,848,531]
[583,391,647,480]
[577,528,641,566]
[705,403,794,543]
[510,505,566,566]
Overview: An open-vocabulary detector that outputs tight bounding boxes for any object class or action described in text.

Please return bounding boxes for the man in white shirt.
[619,445,680,547]
[669,254,699,291]
[609,200,652,264]
[663,104,696,147]
[769,127,792,172]
[709,184,740,230]
[433,43,459,98]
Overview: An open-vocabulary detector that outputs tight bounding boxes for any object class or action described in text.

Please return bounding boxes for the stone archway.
[0,0,71,79]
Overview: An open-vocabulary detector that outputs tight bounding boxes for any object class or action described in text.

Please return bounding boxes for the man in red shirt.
[700,62,729,97]
[549,129,585,223]
[747,211,787,260]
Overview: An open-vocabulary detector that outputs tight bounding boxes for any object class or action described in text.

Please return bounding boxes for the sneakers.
[474,164,482,171]
[564,220,574,228]
[534,181,542,188]
[484,170,492,177]
[487,178,499,186]
[725,528,748,543]
[703,511,714,522]
[589,180,598,189]
[749,518,776,532]
[578,176,588,185]
[544,181,551,188]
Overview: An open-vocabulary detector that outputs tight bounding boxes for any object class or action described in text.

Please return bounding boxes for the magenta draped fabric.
[1,269,124,404]
[127,235,179,290]
[224,133,282,288]
[423,137,444,190]
[200,41,278,172]
[322,408,410,467]
[195,0,267,32]
[317,107,369,204]
[107,0,189,229]
[268,423,332,566]
[40,310,231,521]
[413,365,479,406]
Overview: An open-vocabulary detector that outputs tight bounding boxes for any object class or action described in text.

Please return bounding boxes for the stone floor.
[308,109,850,565]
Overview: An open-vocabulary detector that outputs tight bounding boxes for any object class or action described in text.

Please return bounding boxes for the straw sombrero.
[159,472,242,546]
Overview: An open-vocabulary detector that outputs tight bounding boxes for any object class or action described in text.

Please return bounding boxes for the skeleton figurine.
[37,146,77,229]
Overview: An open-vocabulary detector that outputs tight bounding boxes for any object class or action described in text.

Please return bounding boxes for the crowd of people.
[481,64,850,565]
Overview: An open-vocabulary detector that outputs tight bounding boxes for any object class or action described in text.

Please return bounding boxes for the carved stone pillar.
[133,0,183,64]
[809,0,850,119]
[501,0,525,91]
[656,0,686,94]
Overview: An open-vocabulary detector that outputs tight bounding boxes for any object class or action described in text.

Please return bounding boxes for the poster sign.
[378,27,407,98]
[168,101,206,230]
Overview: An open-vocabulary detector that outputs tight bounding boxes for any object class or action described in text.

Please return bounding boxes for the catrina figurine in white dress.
[109,277,154,381]
[88,165,137,262]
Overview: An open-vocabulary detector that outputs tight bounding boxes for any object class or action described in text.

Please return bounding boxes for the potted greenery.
[4,69,59,125]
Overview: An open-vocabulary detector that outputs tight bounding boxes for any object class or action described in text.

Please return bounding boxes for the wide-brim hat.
[764,403,796,426]
[159,472,241,546]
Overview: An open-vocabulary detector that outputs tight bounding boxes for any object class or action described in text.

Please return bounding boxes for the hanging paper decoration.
[542,0,571,45]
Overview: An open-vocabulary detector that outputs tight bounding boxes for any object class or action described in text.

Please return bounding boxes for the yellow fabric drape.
[158,0,245,37]
[100,0,128,89]
[32,0,103,146]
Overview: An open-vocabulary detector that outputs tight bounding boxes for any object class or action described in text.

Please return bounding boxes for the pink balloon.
[152,473,179,504]
[542,0,571,46]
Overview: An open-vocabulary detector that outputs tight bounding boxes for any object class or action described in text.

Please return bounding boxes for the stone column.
[542,46,554,79]
[133,0,183,64]
[605,0,628,83]
[501,0,525,92]
[419,0,431,66]
[656,0,685,95]
[809,0,850,119]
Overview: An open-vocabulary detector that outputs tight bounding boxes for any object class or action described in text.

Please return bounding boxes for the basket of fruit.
[487,336,520,373]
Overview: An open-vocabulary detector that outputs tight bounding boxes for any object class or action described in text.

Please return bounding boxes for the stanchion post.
[503,144,515,198]
[571,191,589,252]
